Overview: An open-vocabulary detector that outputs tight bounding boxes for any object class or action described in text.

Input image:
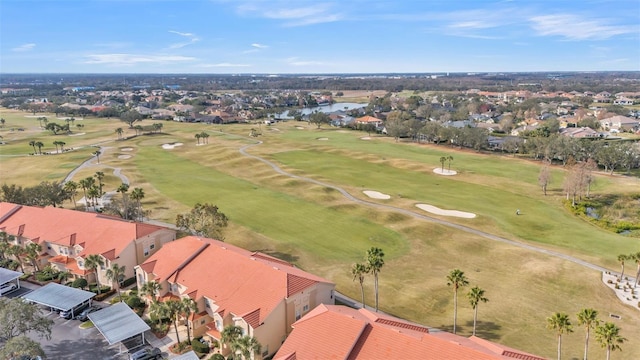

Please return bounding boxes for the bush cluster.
[191,338,210,354]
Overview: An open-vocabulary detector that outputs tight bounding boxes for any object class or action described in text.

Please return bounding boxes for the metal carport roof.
[89,302,150,345]
[0,267,22,285]
[172,351,199,360]
[21,282,95,311]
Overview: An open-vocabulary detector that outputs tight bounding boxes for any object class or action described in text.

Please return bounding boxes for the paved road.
[239,141,612,274]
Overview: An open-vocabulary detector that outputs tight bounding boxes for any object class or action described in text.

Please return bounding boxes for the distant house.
[0,202,176,286]
[599,115,640,132]
[274,304,545,360]
[135,236,335,359]
[355,115,383,127]
[559,127,599,138]
[613,97,634,106]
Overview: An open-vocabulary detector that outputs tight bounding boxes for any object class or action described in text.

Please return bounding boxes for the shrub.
[607,279,613,284]
[209,354,225,360]
[126,295,144,309]
[72,278,88,289]
[191,338,210,354]
[121,276,136,287]
[93,289,116,301]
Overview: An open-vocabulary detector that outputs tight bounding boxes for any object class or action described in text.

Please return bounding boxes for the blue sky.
[1,0,639,74]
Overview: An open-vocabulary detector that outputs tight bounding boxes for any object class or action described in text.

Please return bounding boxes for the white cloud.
[168,30,200,49]
[12,43,36,52]
[84,53,196,65]
[234,1,343,26]
[529,14,635,40]
[251,43,269,49]
[199,63,251,68]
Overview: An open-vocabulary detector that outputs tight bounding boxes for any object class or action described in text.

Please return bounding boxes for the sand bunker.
[361,137,371,140]
[121,147,134,152]
[363,191,391,200]
[433,168,457,176]
[162,143,183,149]
[196,143,206,146]
[118,155,132,159]
[295,126,305,129]
[68,132,85,136]
[317,137,329,141]
[416,204,476,218]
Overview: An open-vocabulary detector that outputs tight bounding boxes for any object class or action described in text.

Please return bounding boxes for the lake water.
[277,102,366,118]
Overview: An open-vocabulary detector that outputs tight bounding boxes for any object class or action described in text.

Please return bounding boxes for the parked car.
[76,305,100,321]
[129,347,161,360]
[0,282,18,295]
[60,302,90,320]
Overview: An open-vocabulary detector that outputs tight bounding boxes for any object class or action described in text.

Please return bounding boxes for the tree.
[7,245,26,273]
[446,268,469,334]
[120,110,143,128]
[149,300,170,326]
[181,297,198,344]
[577,308,599,360]
[595,322,626,360]
[200,132,210,144]
[467,286,488,336]
[539,161,552,196]
[231,335,262,360]
[195,133,201,144]
[24,242,42,272]
[0,118,4,127]
[93,149,102,164]
[87,185,101,209]
[633,252,640,288]
[105,263,126,302]
[35,141,44,155]
[84,254,105,294]
[94,171,105,195]
[447,155,454,171]
[366,247,384,312]
[72,278,88,290]
[164,299,183,344]
[79,177,95,210]
[116,127,124,139]
[221,325,243,354]
[176,203,229,240]
[45,122,62,135]
[153,122,163,133]
[617,254,628,281]
[351,263,369,308]
[141,280,161,302]
[0,298,53,344]
[29,140,37,154]
[130,187,145,220]
[0,335,46,359]
[309,111,330,129]
[547,312,573,360]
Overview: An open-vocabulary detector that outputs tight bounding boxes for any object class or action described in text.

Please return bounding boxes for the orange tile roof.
[140,236,333,328]
[274,305,546,360]
[355,115,382,123]
[0,202,169,261]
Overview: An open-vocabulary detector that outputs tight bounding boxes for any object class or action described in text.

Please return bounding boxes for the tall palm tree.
[87,186,101,209]
[547,312,573,360]
[115,127,123,139]
[366,247,384,312]
[440,156,447,171]
[201,132,210,144]
[165,299,184,344]
[84,254,105,294]
[231,336,261,360]
[117,183,130,215]
[149,300,169,326]
[617,254,627,281]
[351,263,369,308]
[93,150,101,164]
[64,181,78,208]
[221,325,243,354]
[130,187,145,220]
[446,268,469,334]
[181,297,198,344]
[94,171,105,195]
[79,177,95,209]
[24,243,42,272]
[447,155,454,170]
[595,322,626,360]
[35,141,44,155]
[577,308,599,360]
[141,280,161,302]
[7,245,26,273]
[105,263,126,302]
[52,141,60,153]
[29,140,37,154]
[195,133,201,144]
[633,252,640,288]
[467,286,488,336]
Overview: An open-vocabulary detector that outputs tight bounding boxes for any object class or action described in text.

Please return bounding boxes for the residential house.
[613,97,634,106]
[559,127,599,139]
[599,115,640,132]
[0,202,176,285]
[274,304,545,360]
[135,236,335,359]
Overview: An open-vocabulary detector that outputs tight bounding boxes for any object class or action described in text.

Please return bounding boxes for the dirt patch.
[415,204,476,218]
[433,168,457,176]
[162,143,183,150]
[363,190,391,200]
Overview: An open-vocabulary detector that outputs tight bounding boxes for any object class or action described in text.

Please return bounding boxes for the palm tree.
[58,141,65,152]
[24,243,42,272]
[595,322,626,360]
[105,263,126,302]
[94,171,105,195]
[577,308,599,360]
[181,297,198,344]
[153,122,163,133]
[35,141,44,155]
[149,300,169,326]
[84,254,105,294]
[141,280,161,302]
[93,150,101,164]
[29,140,37,154]
[64,181,79,208]
[366,247,384,312]
[7,245,26,273]
[447,155,454,171]
[440,156,447,171]
[547,312,573,360]
[165,299,183,344]
[231,336,261,360]
[52,141,60,153]
[446,268,469,334]
[115,127,123,139]
[117,183,130,213]
[351,263,369,308]
[467,286,488,336]
[87,186,101,209]
[617,254,627,281]
[201,132,210,144]
[221,325,243,354]
[130,187,145,220]
[195,133,201,144]
[78,177,95,210]
[633,252,640,288]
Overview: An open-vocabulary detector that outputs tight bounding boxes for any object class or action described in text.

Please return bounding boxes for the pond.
[276,102,367,119]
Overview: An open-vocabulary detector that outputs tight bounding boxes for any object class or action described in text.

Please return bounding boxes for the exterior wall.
[134,229,176,264]
[253,300,287,359]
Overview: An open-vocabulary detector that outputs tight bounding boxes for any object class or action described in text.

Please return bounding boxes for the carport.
[89,302,150,353]
[172,351,199,360]
[22,282,95,317]
[0,267,22,291]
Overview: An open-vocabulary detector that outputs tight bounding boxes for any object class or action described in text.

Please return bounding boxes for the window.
[205,299,211,308]
[78,261,84,268]
[150,243,155,250]
[295,309,301,321]
[144,249,149,257]
[262,345,269,357]
[215,320,222,330]
[303,304,309,312]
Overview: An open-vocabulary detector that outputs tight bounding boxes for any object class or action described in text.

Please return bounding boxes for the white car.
[0,282,18,295]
